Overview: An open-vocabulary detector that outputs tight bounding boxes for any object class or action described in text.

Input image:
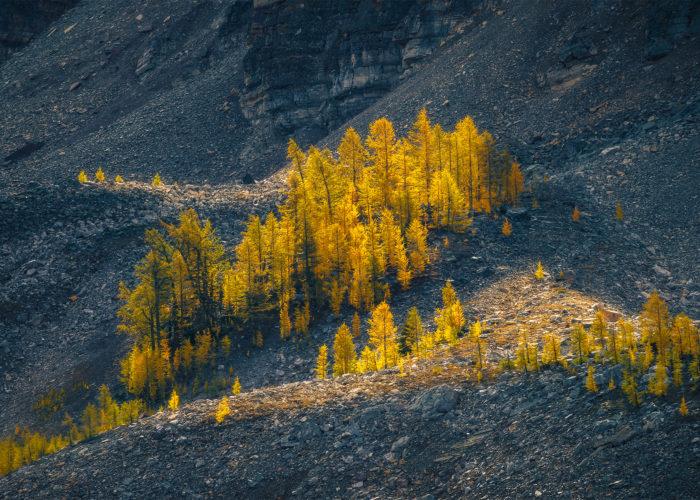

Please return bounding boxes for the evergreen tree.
[215,396,230,423]
[398,307,424,355]
[168,389,179,411]
[434,282,464,344]
[368,301,398,369]
[571,324,590,363]
[641,290,671,362]
[471,321,486,382]
[502,218,512,236]
[535,261,544,280]
[352,312,362,339]
[316,345,329,379]
[332,324,356,376]
[586,365,598,393]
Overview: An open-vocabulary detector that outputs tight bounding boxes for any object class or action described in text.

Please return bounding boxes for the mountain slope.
[1,359,698,498]
[0,0,698,495]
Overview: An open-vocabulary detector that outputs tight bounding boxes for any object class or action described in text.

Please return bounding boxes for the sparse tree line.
[1,281,697,476]
[314,285,699,418]
[575,291,699,408]
[78,167,162,186]
[315,281,473,379]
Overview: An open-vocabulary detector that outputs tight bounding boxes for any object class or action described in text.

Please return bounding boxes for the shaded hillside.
[1,355,698,498]
[0,0,698,495]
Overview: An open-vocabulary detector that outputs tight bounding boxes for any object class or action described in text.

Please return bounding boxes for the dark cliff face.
[0,0,81,63]
[241,0,468,140]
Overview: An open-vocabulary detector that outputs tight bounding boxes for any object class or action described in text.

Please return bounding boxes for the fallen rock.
[410,385,458,419]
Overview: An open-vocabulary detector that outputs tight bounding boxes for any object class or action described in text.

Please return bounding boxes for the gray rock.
[293,421,321,441]
[391,436,410,452]
[644,38,673,61]
[351,405,388,429]
[247,473,263,488]
[410,385,458,419]
[506,207,530,221]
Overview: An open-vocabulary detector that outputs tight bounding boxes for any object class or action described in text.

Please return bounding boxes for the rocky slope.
[0,0,699,495]
[1,359,698,498]
[0,0,80,64]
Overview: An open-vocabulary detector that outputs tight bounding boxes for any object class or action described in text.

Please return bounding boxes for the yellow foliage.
[586,365,598,393]
[221,336,231,358]
[316,345,329,379]
[535,261,544,281]
[232,377,241,396]
[470,321,486,378]
[542,332,565,367]
[435,282,464,345]
[650,361,668,396]
[280,302,292,340]
[502,218,512,236]
[352,312,362,339]
[570,324,590,363]
[215,396,230,423]
[616,203,623,221]
[358,345,377,373]
[168,389,179,411]
[572,206,579,222]
[115,175,124,183]
[95,167,105,182]
[333,323,356,376]
[641,290,671,362]
[368,302,399,369]
[78,170,87,183]
[679,396,688,416]
[152,173,162,186]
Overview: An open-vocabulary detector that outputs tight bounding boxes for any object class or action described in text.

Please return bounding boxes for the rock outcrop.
[241,0,468,138]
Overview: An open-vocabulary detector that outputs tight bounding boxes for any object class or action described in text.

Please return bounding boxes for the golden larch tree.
[333,324,356,376]
[368,301,398,369]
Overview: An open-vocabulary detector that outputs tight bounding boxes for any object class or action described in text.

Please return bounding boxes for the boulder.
[410,384,458,419]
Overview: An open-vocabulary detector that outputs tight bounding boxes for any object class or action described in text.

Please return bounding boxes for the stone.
[506,207,530,221]
[293,421,321,441]
[410,385,458,419]
[391,436,410,452]
[247,473,263,487]
[351,405,387,429]
[644,38,673,61]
